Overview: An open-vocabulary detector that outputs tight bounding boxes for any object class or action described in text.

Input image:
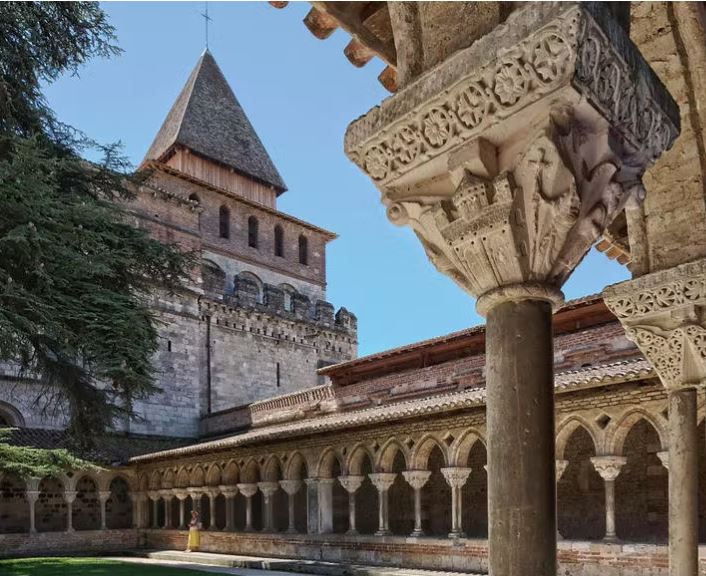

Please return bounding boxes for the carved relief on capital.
[338,475,364,494]
[604,259,706,389]
[236,483,258,498]
[590,455,627,481]
[257,481,280,497]
[385,115,638,307]
[402,470,432,490]
[278,480,302,496]
[369,472,397,492]
[441,467,472,488]
[556,459,569,481]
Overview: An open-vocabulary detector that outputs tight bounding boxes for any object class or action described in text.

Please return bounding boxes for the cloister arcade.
[6,398,705,546]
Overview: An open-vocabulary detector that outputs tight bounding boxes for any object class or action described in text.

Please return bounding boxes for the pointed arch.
[608,408,668,456]
[298,234,308,265]
[449,428,486,467]
[161,469,176,489]
[248,216,259,249]
[317,448,344,478]
[223,461,239,485]
[148,470,162,490]
[556,416,600,459]
[263,455,283,482]
[285,452,309,480]
[206,463,222,486]
[347,444,376,476]
[190,465,206,487]
[410,434,448,470]
[241,459,261,483]
[176,467,190,489]
[376,438,409,473]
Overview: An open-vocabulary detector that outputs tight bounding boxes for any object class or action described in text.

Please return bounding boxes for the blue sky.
[44,2,629,357]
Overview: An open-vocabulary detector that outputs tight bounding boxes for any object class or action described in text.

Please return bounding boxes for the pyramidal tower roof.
[144,50,287,193]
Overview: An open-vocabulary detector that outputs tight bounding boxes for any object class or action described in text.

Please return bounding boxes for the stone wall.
[0,529,139,558]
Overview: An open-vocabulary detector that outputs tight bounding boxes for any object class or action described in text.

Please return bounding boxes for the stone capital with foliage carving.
[369,472,397,492]
[402,470,432,490]
[345,2,678,315]
[279,479,302,496]
[604,258,706,389]
[441,467,472,488]
[590,455,627,481]
[236,483,258,499]
[338,475,364,494]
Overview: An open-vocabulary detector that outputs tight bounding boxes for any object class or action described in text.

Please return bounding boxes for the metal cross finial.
[200,2,213,50]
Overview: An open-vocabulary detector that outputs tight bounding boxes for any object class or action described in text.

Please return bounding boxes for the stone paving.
[112,551,482,576]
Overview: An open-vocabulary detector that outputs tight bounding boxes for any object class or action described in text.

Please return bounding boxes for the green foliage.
[0,429,96,479]
[0,4,193,441]
[0,557,211,576]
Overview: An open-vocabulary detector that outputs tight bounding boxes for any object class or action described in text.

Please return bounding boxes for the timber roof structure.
[143,50,287,194]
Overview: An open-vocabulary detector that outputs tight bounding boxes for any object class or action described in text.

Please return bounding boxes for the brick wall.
[0,529,139,558]
[141,529,706,575]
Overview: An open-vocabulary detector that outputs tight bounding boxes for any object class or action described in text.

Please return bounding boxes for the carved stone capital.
[441,467,472,489]
[174,489,190,501]
[186,487,204,500]
[98,490,112,503]
[590,456,627,481]
[402,470,432,490]
[657,451,669,471]
[25,490,40,503]
[147,490,161,501]
[604,258,706,389]
[345,3,678,313]
[236,483,259,499]
[257,481,280,497]
[218,485,239,498]
[279,480,303,496]
[338,475,364,494]
[369,472,397,492]
[64,490,78,504]
[555,459,569,481]
[158,489,175,501]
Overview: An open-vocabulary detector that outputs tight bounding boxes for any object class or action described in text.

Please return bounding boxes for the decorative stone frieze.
[344,2,678,313]
[604,258,706,390]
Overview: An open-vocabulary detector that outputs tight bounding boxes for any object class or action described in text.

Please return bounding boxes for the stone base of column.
[346,529,358,536]
[448,530,466,539]
[374,529,391,537]
[410,529,424,538]
[603,535,618,543]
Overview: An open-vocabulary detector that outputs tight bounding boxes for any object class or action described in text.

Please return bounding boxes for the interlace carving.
[368,472,397,492]
[590,456,627,481]
[441,467,472,488]
[338,475,365,494]
[402,470,432,490]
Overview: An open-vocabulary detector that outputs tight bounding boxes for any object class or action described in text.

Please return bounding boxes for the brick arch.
[223,461,239,485]
[148,470,162,490]
[0,400,25,427]
[410,433,448,470]
[376,438,409,473]
[556,416,600,459]
[241,459,261,483]
[262,455,283,481]
[162,469,176,489]
[189,465,206,487]
[317,448,343,478]
[206,463,222,486]
[346,444,375,476]
[285,452,308,480]
[176,467,190,488]
[608,408,668,456]
[449,428,486,467]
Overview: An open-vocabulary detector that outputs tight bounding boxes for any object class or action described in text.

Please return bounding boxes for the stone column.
[604,260,706,576]
[160,490,173,529]
[555,460,568,540]
[441,467,472,538]
[590,456,627,542]
[345,3,677,575]
[402,470,432,537]
[26,477,41,534]
[148,491,160,528]
[304,478,319,534]
[369,473,396,536]
[98,490,111,530]
[279,480,303,534]
[338,476,364,535]
[129,492,142,529]
[237,483,258,532]
[206,487,220,530]
[64,490,77,533]
[174,490,189,529]
[219,486,239,532]
[258,482,280,533]
[317,478,335,534]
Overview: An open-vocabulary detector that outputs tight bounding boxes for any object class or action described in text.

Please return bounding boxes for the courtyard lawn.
[0,557,211,576]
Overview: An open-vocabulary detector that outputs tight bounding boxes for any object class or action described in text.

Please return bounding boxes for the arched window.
[298,235,308,266]
[280,284,297,312]
[248,216,259,249]
[238,271,264,304]
[274,225,284,257]
[219,205,230,239]
[188,193,200,204]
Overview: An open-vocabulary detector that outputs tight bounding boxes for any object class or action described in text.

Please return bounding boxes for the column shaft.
[413,488,422,536]
[288,493,296,532]
[604,480,617,541]
[669,387,698,576]
[348,492,357,535]
[486,299,556,576]
[245,497,253,531]
[152,498,159,528]
[209,495,216,530]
